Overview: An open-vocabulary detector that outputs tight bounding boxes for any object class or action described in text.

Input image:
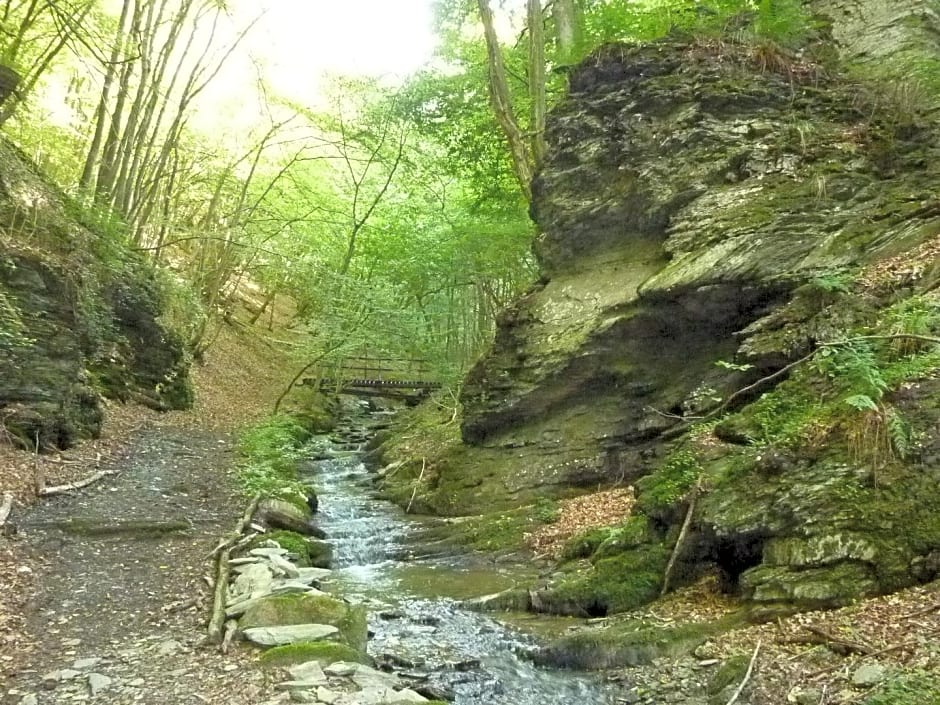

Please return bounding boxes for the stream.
[301,408,615,704]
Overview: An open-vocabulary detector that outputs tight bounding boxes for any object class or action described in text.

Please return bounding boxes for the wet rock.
[242,624,339,646]
[256,499,317,536]
[413,683,454,701]
[378,652,417,669]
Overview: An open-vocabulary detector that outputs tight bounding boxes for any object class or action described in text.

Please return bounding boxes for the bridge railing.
[302,355,440,395]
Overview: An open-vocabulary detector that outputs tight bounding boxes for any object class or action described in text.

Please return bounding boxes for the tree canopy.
[0,0,820,386]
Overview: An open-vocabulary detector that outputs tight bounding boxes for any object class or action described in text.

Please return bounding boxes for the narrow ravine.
[304,408,615,705]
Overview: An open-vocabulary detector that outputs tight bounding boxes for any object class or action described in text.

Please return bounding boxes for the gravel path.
[3,427,276,705]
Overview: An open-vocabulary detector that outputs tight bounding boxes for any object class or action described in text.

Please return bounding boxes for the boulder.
[241,624,338,646]
[255,499,322,537]
[239,594,367,652]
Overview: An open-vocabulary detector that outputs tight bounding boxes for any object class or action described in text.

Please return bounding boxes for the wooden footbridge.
[304,356,441,402]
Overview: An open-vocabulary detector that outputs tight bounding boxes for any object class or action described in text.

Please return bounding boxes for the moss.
[862,671,940,705]
[451,501,561,552]
[539,542,670,616]
[240,594,366,651]
[237,414,312,499]
[535,617,730,670]
[593,516,655,559]
[247,530,313,567]
[258,641,368,668]
[561,527,612,561]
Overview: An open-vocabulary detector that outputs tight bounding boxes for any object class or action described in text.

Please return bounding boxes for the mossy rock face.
[258,641,368,668]
[535,618,725,670]
[533,542,670,617]
[0,144,193,451]
[239,594,367,652]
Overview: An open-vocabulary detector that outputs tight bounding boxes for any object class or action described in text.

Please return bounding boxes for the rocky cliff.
[0,140,192,450]
[379,17,940,616]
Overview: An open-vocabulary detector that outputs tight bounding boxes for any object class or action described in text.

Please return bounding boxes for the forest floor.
[0,316,298,704]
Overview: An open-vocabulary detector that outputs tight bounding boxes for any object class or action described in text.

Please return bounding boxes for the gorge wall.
[379,9,940,616]
[0,140,192,450]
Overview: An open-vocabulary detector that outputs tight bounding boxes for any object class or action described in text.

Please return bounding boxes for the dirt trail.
[4,426,274,705]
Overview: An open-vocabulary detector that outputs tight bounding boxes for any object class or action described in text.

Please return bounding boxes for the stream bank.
[230,403,620,704]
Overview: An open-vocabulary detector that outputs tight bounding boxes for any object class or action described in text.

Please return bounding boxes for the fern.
[886,406,911,460]
[844,394,878,412]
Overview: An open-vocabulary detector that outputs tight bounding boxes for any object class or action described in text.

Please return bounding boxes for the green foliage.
[880,295,940,358]
[635,448,702,515]
[576,0,812,57]
[810,272,853,294]
[561,526,611,561]
[862,671,940,705]
[715,359,754,372]
[236,415,312,500]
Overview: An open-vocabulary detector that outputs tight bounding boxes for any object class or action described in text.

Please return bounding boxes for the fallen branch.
[806,631,940,677]
[207,547,231,645]
[804,626,873,656]
[206,494,261,560]
[661,476,703,597]
[206,494,261,644]
[39,465,112,496]
[726,640,762,705]
[220,618,238,654]
[901,601,940,620]
[0,492,13,526]
[405,458,427,514]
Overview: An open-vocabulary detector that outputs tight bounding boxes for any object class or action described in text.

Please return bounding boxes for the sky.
[245,0,438,100]
[187,0,439,140]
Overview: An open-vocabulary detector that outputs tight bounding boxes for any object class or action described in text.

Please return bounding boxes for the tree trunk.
[477,0,534,202]
[552,0,582,64]
[528,0,546,169]
[79,0,134,190]
[96,0,142,199]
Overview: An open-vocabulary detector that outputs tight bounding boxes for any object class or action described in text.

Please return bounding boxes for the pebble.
[72,657,103,670]
[87,672,112,696]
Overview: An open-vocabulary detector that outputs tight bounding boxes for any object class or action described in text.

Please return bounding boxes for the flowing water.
[299,413,615,705]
